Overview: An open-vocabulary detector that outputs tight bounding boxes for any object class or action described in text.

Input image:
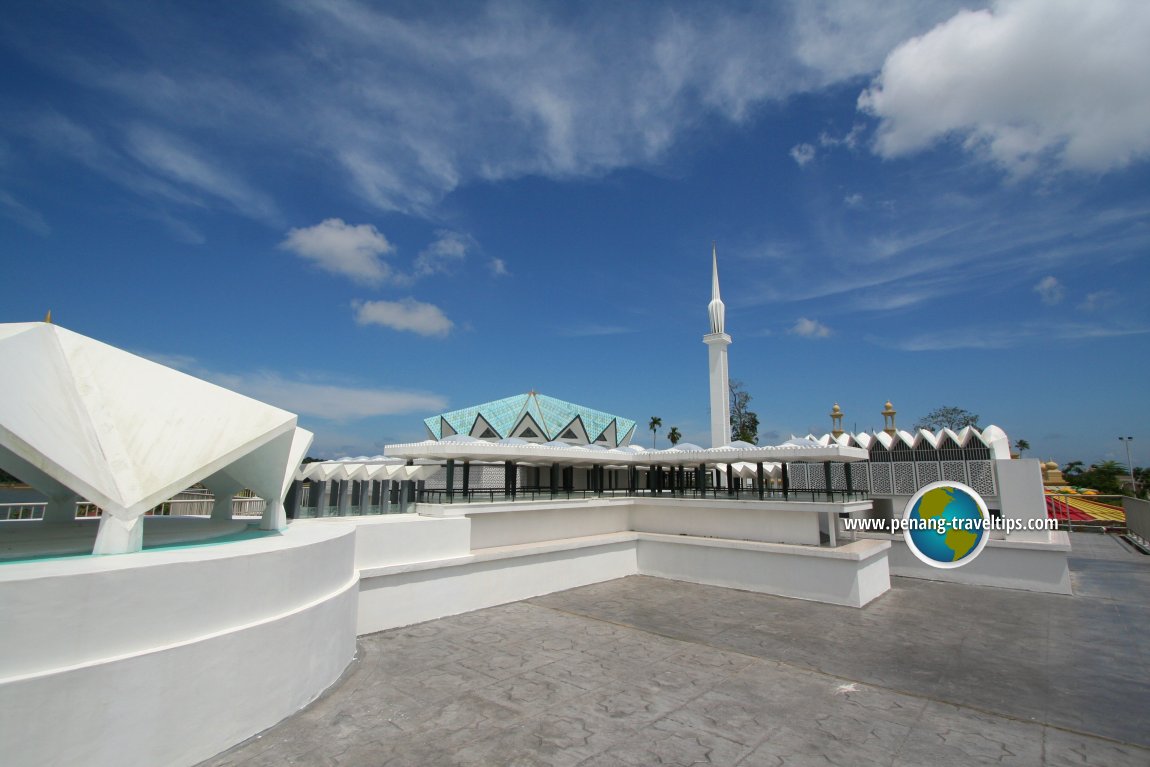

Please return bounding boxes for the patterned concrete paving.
[202,534,1150,766]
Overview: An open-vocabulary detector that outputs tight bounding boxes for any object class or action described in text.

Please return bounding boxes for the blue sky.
[2,0,1148,467]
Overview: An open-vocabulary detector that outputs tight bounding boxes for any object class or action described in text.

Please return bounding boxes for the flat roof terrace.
[201,533,1149,766]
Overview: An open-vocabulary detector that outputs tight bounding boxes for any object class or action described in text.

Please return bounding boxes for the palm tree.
[1063,461,1084,477]
[648,416,662,448]
[1014,439,1030,457]
[667,427,682,446]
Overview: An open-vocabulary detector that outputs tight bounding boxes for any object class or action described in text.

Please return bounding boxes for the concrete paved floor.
[203,533,1150,766]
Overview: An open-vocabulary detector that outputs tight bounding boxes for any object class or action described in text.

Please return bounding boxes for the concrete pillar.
[93,508,144,555]
[259,497,287,531]
[359,480,372,515]
[313,480,330,517]
[382,480,392,514]
[288,480,304,519]
[337,480,352,516]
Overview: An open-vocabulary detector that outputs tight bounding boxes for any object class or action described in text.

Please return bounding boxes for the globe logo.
[903,481,991,569]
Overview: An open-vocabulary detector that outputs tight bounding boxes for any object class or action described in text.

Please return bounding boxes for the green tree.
[648,416,662,448]
[667,427,682,446]
[1078,460,1126,494]
[1014,439,1030,457]
[1062,461,1084,477]
[914,406,980,431]
[729,380,759,444]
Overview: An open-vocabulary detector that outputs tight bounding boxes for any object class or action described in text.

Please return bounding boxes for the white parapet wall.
[0,522,359,767]
[637,533,891,608]
[873,531,1073,594]
[323,495,892,635]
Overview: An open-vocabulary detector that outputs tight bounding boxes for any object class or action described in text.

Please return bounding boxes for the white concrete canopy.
[381,438,868,466]
[0,322,308,554]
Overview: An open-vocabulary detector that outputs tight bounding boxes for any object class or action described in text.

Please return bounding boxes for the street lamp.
[1119,437,1136,493]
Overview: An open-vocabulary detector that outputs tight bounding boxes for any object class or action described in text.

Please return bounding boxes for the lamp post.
[1119,437,1136,493]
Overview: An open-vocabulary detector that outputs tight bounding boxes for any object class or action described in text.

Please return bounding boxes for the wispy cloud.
[414,230,472,277]
[558,324,637,338]
[279,219,395,284]
[789,317,832,338]
[135,351,447,421]
[353,297,454,337]
[790,143,816,167]
[0,2,973,220]
[874,322,1150,352]
[0,190,49,235]
[126,125,278,222]
[488,257,510,276]
[1034,276,1064,306]
[1078,290,1118,313]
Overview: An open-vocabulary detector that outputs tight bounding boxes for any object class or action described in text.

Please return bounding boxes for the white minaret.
[704,244,732,448]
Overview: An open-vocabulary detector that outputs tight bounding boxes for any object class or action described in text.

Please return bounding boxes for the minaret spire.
[703,243,732,448]
[708,242,725,335]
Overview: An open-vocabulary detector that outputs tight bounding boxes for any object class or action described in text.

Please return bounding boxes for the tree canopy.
[729,380,759,444]
[914,406,980,431]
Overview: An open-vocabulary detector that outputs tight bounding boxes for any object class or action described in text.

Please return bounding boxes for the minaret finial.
[44,310,52,324]
[708,243,725,335]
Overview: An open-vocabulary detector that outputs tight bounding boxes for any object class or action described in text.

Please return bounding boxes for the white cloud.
[1034,275,1064,305]
[790,143,816,167]
[488,257,509,276]
[1078,290,1118,313]
[134,351,446,421]
[353,298,453,337]
[6,3,977,218]
[859,0,1150,175]
[210,373,447,422]
[414,230,471,276]
[844,193,864,209]
[279,219,395,284]
[877,321,1149,351]
[0,190,49,235]
[790,317,832,338]
[127,126,278,221]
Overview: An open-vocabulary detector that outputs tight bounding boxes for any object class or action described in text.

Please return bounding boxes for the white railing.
[1124,497,1150,548]
[1,495,266,521]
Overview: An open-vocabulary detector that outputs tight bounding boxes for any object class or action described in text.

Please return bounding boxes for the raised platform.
[0,522,358,767]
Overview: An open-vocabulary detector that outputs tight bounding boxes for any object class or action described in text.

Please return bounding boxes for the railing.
[1045,494,1127,533]
[1123,497,1150,547]
[418,486,870,505]
[1,495,266,522]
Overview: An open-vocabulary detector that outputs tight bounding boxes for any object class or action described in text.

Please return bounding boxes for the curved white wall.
[0,523,358,767]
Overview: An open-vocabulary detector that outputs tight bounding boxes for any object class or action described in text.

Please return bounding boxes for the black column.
[757,462,765,500]
[727,464,735,496]
[824,462,834,501]
[445,459,455,501]
[462,461,471,500]
[782,463,790,500]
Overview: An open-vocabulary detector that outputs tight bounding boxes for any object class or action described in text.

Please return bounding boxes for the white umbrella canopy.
[0,322,302,553]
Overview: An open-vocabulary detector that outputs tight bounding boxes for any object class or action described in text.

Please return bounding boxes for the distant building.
[423,391,637,447]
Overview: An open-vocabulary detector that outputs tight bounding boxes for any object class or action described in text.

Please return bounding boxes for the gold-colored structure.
[882,400,897,435]
[830,403,844,438]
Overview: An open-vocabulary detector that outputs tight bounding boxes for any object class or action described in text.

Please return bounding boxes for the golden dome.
[831,403,841,414]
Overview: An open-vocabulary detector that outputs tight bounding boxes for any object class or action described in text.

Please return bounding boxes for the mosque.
[0,249,1070,767]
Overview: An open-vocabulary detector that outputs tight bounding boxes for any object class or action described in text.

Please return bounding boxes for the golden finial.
[44,310,52,324]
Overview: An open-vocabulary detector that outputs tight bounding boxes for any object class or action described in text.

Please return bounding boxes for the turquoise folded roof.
[423,392,635,446]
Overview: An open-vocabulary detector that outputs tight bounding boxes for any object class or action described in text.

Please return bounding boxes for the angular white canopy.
[0,322,311,554]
